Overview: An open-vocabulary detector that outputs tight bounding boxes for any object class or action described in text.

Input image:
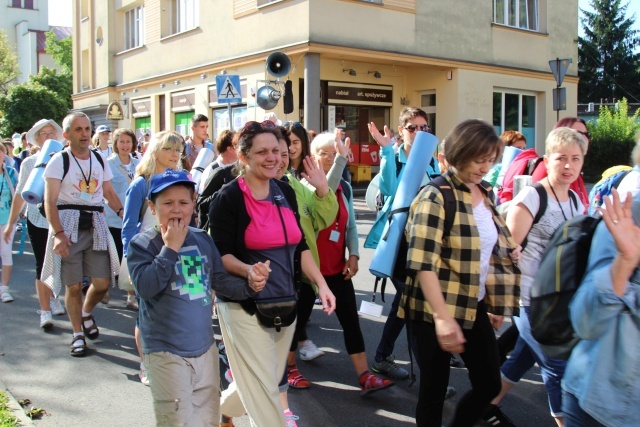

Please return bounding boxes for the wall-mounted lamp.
[132,88,138,93]
[219,69,227,75]
[174,80,180,85]
[160,83,165,88]
[200,73,207,79]
[447,70,453,80]
[343,68,357,76]
[368,71,382,78]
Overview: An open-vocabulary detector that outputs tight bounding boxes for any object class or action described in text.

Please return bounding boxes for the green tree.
[0,83,67,135]
[578,0,640,103]
[0,29,20,95]
[45,30,72,73]
[582,98,640,181]
[30,67,73,110]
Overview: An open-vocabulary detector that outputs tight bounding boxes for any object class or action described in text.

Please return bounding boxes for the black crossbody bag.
[253,186,298,332]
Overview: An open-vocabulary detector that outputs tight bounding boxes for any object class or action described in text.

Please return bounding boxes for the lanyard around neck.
[70,151,92,190]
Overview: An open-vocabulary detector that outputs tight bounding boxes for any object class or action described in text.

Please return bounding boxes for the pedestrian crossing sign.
[216,75,242,104]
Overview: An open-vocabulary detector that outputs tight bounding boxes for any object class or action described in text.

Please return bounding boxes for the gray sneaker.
[371,355,409,380]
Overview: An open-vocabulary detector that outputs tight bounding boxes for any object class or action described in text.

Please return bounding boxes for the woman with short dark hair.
[401,119,520,427]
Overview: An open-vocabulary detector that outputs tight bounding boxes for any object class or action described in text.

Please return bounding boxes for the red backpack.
[497,148,544,204]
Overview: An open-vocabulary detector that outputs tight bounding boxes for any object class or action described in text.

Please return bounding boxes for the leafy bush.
[0,82,67,135]
[583,98,640,182]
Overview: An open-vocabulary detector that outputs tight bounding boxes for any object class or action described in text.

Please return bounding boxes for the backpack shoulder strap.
[341,179,351,201]
[395,153,402,177]
[532,183,547,225]
[61,150,70,180]
[428,175,456,236]
[92,149,106,170]
[568,190,578,211]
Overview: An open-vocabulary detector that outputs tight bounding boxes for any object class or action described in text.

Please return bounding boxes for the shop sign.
[327,82,392,106]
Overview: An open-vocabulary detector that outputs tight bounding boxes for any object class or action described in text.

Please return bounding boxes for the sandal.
[70,335,87,357]
[82,314,100,340]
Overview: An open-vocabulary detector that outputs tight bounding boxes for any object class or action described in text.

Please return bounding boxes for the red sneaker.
[287,365,311,389]
[359,370,394,396]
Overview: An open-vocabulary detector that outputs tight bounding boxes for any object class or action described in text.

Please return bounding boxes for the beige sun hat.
[26,119,64,147]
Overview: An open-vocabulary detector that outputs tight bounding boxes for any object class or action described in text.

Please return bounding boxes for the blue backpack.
[587,167,631,215]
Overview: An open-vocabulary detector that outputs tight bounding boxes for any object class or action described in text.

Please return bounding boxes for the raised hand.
[300,156,329,197]
[367,122,393,147]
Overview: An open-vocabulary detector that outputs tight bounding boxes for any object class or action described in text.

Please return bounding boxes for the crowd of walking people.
[0,108,638,427]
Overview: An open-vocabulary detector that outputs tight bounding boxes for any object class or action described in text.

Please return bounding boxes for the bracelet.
[117,208,124,215]
[54,230,64,236]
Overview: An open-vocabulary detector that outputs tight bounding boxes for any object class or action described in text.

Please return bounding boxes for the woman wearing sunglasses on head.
[209,121,336,427]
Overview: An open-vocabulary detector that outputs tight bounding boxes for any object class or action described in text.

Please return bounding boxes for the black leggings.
[324,273,365,355]
[290,282,317,351]
[411,301,501,427]
[26,220,49,280]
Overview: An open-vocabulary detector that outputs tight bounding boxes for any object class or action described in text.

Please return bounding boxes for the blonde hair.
[135,130,185,177]
[545,127,587,158]
[91,132,100,147]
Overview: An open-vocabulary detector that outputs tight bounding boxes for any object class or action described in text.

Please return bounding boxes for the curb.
[0,378,35,427]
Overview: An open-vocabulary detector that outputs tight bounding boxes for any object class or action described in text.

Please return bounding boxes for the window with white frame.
[172,0,198,34]
[124,6,144,50]
[494,0,538,31]
[493,91,536,147]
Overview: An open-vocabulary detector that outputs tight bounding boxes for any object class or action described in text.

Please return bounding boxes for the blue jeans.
[501,306,566,417]
[375,278,405,362]
[562,391,606,427]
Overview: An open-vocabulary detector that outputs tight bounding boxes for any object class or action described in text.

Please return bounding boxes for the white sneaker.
[50,297,66,316]
[298,340,325,361]
[0,289,14,303]
[139,363,150,387]
[39,311,53,329]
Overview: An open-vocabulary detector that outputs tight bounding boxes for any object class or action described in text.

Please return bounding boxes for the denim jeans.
[374,277,405,362]
[562,391,606,427]
[501,306,566,417]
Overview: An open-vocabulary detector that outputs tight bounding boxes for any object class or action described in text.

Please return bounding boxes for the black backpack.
[529,214,601,359]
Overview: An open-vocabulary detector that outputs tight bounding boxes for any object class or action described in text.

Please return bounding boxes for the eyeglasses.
[161,147,184,154]
[404,124,430,133]
[37,130,57,138]
[317,150,337,158]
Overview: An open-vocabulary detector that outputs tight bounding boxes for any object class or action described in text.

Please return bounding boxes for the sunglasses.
[284,121,305,129]
[404,124,430,133]
[577,130,591,140]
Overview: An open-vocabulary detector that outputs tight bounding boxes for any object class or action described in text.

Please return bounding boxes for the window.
[493,91,536,146]
[494,0,538,31]
[172,0,198,34]
[124,6,144,50]
[12,0,34,8]
[421,92,437,136]
[213,106,247,140]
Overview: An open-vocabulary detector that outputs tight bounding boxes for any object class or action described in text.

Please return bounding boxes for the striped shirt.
[399,171,520,329]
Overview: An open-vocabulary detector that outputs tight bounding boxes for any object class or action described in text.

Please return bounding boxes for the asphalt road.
[0,198,555,426]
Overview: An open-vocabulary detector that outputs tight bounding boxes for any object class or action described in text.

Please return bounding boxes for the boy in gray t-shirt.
[127,169,254,425]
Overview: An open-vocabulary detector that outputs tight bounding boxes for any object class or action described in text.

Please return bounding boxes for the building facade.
[2,0,71,85]
[72,0,579,170]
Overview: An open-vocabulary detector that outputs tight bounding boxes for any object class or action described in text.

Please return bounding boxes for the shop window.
[213,106,247,140]
[421,92,437,136]
[171,0,198,35]
[493,91,536,146]
[124,5,144,50]
[494,0,538,31]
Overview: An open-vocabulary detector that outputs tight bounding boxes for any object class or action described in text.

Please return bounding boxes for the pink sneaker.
[283,410,299,427]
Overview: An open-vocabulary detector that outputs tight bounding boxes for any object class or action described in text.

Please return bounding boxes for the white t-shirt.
[43,150,113,204]
[510,185,584,306]
[473,201,498,302]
